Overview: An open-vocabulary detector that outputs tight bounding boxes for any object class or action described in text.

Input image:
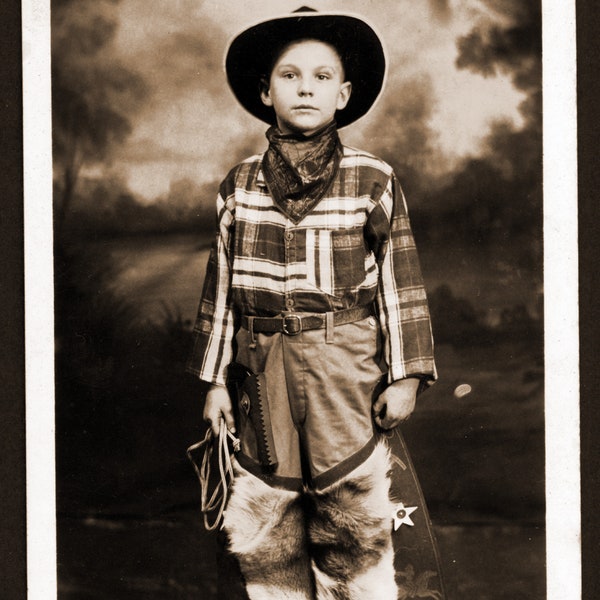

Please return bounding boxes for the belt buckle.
[282,314,302,335]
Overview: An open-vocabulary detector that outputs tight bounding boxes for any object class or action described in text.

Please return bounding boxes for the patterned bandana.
[262,121,343,223]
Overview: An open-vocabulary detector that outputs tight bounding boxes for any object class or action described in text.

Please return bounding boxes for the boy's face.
[261,39,352,136]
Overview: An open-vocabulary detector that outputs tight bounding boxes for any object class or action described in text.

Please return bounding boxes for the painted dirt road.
[57,232,545,599]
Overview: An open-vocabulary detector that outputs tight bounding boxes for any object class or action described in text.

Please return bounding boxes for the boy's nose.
[298,79,313,96]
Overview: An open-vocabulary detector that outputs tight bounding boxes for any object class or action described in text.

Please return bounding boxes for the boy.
[187,7,437,599]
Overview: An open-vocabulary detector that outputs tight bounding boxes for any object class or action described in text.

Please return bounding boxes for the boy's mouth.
[293,105,317,110]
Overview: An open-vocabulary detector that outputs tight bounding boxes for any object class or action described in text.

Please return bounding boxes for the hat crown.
[293,6,317,13]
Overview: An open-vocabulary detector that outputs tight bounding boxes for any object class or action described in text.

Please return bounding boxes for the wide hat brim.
[225,9,386,129]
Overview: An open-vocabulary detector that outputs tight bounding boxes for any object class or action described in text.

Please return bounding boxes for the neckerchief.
[262,121,343,223]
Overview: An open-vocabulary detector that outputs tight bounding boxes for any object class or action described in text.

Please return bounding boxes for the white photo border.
[23,0,580,597]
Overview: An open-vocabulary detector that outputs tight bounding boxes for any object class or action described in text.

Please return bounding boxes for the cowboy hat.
[225,7,386,128]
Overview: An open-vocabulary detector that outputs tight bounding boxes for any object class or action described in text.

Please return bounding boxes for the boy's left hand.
[372,377,419,430]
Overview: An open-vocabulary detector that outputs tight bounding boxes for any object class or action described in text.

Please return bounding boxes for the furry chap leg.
[306,443,397,600]
[222,461,314,600]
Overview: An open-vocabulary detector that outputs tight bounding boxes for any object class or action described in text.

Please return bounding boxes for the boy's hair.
[225,8,386,129]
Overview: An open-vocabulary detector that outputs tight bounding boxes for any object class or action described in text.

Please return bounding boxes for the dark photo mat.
[577,0,600,597]
[14,0,591,598]
[0,0,26,596]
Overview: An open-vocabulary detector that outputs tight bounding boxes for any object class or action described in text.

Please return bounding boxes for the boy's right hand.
[203,384,235,437]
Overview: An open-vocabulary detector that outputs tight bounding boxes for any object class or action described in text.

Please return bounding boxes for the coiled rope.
[186,421,240,531]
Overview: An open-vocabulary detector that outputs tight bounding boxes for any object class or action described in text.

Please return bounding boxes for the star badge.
[392,502,418,530]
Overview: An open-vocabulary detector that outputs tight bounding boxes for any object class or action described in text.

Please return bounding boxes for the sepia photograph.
[22,0,579,598]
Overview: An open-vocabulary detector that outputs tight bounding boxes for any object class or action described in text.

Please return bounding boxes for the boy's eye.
[283,72,296,79]
[316,74,330,81]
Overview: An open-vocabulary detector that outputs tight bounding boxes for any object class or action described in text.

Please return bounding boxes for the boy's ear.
[337,81,352,111]
[259,77,273,107]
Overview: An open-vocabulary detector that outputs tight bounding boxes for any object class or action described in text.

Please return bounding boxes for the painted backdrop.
[53,1,544,598]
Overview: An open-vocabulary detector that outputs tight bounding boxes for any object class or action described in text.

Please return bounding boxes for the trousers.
[221,316,398,599]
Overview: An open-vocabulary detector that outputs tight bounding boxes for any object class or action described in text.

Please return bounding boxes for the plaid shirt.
[187,146,436,386]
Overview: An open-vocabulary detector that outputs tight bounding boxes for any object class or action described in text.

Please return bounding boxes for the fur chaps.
[222,443,396,599]
[222,462,314,599]
[306,442,398,600]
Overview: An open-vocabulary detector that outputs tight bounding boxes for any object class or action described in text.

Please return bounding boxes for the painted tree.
[52,0,148,233]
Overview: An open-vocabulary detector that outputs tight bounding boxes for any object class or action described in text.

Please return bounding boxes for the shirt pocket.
[305,227,368,297]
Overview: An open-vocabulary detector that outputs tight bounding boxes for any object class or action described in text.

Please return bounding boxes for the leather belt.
[241,305,374,336]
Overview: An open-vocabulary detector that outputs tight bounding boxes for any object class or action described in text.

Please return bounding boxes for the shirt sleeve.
[368,173,437,386]
[185,192,237,386]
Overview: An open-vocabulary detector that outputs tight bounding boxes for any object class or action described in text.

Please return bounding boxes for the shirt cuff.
[387,361,437,389]
[185,363,228,387]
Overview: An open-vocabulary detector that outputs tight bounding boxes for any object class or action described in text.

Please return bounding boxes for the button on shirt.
[186,146,437,387]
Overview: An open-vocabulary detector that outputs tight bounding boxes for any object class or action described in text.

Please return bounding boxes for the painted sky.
[87,0,527,201]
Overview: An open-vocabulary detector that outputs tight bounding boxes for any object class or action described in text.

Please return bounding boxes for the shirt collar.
[256,168,266,187]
